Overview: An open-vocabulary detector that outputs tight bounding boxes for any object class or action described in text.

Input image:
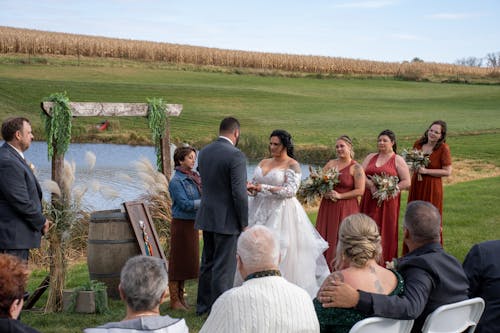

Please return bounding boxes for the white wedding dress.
[247,165,330,297]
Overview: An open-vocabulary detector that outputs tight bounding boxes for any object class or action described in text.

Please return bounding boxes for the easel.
[24,101,182,309]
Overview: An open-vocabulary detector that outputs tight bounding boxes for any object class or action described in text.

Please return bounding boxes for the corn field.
[0,26,495,78]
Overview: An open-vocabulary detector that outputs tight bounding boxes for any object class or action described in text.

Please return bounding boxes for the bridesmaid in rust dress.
[315,135,365,270]
[360,130,410,264]
[405,120,451,253]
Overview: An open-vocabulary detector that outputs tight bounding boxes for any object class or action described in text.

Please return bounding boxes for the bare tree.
[455,56,483,67]
[485,52,500,68]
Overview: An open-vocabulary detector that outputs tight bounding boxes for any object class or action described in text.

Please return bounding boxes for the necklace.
[245,269,281,281]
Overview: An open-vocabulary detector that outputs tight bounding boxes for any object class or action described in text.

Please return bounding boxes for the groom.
[195,117,248,316]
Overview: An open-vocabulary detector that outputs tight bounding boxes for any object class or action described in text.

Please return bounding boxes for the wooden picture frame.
[123,201,167,263]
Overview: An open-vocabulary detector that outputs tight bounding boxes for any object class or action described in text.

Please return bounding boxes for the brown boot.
[178,280,190,309]
[169,281,187,310]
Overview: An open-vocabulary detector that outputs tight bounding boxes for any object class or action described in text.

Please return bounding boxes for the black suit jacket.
[463,240,500,333]
[0,143,45,249]
[195,137,248,234]
[357,242,469,333]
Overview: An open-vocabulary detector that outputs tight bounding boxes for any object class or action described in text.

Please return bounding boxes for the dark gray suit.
[0,143,45,255]
[356,243,469,333]
[463,240,500,333]
[195,137,248,315]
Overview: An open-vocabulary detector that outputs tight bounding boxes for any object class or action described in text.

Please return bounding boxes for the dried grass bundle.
[133,157,172,255]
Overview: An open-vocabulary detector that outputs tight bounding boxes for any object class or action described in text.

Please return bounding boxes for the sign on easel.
[123,201,167,263]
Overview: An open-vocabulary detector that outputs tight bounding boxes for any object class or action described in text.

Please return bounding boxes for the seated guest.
[318,200,469,333]
[0,253,40,333]
[200,225,320,333]
[314,214,404,333]
[84,255,188,333]
[463,240,500,333]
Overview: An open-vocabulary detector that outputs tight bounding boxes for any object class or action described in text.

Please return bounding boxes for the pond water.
[10,141,312,211]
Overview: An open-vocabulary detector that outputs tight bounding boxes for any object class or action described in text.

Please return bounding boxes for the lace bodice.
[252,166,301,198]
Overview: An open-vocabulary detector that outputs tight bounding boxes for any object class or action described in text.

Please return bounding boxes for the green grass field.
[1,55,498,332]
[1,55,499,162]
[23,177,500,333]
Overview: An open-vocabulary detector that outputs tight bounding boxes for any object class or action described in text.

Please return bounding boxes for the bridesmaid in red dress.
[405,120,452,253]
[315,135,365,270]
[360,129,411,264]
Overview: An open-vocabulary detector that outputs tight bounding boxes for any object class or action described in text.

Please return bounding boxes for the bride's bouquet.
[297,166,341,205]
[401,148,430,181]
[370,172,400,207]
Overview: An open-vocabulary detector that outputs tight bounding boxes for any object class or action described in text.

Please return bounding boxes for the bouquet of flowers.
[370,172,400,207]
[401,148,430,181]
[297,166,341,205]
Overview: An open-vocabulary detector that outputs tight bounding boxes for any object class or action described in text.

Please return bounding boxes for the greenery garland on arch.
[41,92,72,159]
[147,98,168,172]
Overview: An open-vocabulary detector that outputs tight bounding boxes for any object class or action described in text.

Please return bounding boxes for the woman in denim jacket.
[168,146,202,310]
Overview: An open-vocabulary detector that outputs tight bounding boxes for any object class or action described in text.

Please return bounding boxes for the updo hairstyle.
[337,135,355,159]
[270,129,295,159]
[334,214,382,270]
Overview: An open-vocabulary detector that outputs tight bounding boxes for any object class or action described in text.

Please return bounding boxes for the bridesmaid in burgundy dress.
[360,130,410,264]
[405,120,451,254]
[315,135,365,270]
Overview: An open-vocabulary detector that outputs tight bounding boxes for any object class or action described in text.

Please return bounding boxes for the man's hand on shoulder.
[317,272,360,308]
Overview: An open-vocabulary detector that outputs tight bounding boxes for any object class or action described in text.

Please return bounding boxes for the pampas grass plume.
[85,151,96,171]
[43,179,61,197]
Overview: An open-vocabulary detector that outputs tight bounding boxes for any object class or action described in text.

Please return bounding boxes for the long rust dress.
[360,153,400,264]
[406,141,451,250]
[316,160,360,270]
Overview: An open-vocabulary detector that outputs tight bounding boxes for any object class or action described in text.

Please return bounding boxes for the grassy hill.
[1,38,499,333]
[1,54,499,164]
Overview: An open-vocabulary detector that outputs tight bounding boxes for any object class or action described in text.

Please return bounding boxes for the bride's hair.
[270,129,295,159]
[334,214,382,270]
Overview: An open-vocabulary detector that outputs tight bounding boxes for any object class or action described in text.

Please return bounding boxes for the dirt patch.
[444,159,500,185]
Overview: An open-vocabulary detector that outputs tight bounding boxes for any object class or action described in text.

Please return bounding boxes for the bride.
[245,129,330,297]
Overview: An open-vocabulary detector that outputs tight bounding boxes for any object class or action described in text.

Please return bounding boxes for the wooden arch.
[41,101,182,184]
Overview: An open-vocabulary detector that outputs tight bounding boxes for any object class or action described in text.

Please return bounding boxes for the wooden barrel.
[87,209,140,299]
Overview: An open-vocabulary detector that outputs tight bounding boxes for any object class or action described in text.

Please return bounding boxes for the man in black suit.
[195,117,248,315]
[318,200,469,333]
[0,117,50,261]
[463,240,500,333]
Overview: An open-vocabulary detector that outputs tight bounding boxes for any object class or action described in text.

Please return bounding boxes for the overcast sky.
[1,0,498,63]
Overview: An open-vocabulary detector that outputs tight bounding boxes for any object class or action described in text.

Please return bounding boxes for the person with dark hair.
[317,201,469,333]
[315,135,365,270]
[167,145,201,310]
[195,117,248,316]
[463,240,500,333]
[246,129,330,297]
[360,129,410,263]
[0,117,50,261]
[406,120,451,252]
[0,253,40,333]
[84,256,188,333]
[314,214,404,333]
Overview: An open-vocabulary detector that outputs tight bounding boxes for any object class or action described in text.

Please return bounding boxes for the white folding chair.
[349,317,414,333]
[421,297,485,333]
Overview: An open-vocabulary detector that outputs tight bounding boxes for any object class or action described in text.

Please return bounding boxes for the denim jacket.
[169,170,201,220]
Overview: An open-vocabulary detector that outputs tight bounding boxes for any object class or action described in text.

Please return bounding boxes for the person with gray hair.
[84,256,188,333]
[317,201,469,333]
[200,225,320,333]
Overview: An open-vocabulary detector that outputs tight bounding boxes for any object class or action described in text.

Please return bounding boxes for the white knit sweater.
[200,276,320,333]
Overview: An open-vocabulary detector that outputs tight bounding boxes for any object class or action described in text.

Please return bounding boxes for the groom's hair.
[237,226,279,272]
[219,117,240,135]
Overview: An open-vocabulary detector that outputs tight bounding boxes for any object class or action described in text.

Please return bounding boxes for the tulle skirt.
[239,194,330,298]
